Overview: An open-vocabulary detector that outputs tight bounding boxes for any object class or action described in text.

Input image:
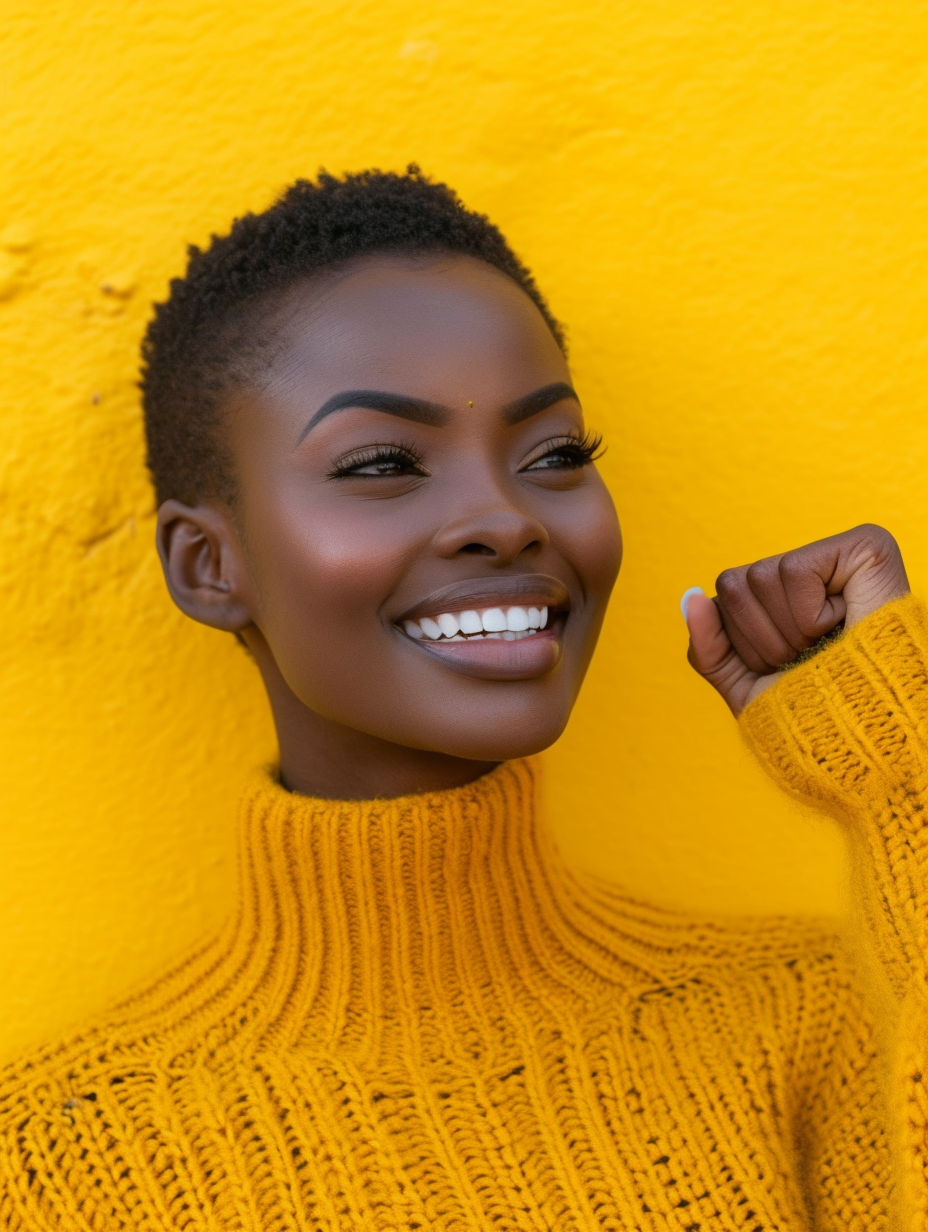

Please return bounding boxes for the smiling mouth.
[393,576,570,681]
[397,608,564,681]
[401,604,550,643]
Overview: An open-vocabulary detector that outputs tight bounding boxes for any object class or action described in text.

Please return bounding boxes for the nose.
[431,494,550,565]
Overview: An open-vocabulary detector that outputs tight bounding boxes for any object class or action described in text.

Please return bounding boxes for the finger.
[837,524,909,625]
[777,525,908,633]
[777,546,846,639]
[685,591,759,716]
[744,555,812,652]
[715,566,797,672]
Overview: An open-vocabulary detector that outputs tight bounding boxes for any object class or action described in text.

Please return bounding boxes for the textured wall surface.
[1,0,925,1058]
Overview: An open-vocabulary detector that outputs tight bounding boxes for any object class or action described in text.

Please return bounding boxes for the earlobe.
[156,500,253,632]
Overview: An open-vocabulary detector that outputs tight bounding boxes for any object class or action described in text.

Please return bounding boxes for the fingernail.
[680,586,704,620]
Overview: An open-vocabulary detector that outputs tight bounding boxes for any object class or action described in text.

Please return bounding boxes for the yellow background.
[1,0,925,1059]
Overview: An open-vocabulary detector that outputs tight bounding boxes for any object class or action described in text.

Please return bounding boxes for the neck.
[251,632,499,799]
[120,760,657,1058]
[215,761,640,1050]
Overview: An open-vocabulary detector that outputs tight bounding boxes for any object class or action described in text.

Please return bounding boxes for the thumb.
[683,589,766,717]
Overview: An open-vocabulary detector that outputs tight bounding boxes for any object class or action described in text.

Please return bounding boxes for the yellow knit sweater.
[1,597,926,1230]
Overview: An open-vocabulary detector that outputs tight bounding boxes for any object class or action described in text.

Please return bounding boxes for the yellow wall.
[1,0,925,1059]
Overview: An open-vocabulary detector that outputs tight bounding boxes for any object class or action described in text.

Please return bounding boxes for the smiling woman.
[156,244,622,795]
[1,167,926,1231]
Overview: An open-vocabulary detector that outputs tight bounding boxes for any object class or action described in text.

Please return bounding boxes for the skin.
[158,254,622,798]
[686,524,910,715]
[156,251,911,798]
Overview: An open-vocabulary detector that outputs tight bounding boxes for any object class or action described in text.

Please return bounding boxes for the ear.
[155,500,254,632]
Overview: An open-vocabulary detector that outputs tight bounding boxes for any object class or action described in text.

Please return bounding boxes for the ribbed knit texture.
[1,595,925,1230]
[739,593,928,1230]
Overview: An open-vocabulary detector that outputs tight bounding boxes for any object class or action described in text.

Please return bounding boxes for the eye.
[327,443,429,479]
[522,431,604,472]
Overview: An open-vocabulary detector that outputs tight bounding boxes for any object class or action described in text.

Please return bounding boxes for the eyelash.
[522,430,605,471]
[326,430,605,479]
[326,442,427,479]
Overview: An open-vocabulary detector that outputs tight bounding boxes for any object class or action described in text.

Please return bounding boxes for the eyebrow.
[295,381,580,446]
[295,390,448,445]
[501,382,580,424]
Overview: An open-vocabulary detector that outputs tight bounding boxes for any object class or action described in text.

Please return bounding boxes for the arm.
[740,596,927,1004]
[745,597,927,1230]
[685,526,926,1229]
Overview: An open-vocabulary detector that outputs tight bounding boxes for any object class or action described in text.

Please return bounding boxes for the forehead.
[264,254,568,399]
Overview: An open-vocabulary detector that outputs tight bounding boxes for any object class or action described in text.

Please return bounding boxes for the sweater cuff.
[738,593,928,819]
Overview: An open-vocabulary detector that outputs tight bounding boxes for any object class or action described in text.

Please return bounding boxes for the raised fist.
[685,524,910,716]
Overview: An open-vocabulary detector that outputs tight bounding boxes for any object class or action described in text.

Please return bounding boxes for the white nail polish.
[680,586,704,620]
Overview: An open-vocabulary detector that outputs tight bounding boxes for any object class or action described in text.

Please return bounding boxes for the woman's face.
[210,254,621,763]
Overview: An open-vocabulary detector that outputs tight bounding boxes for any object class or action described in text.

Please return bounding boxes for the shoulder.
[0,1008,140,1136]
[0,928,227,1153]
[576,867,856,1016]
[0,946,218,1228]
[577,872,871,1101]
[0,1019,116,1227]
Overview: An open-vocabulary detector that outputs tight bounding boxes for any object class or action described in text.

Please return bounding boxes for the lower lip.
[399,619,565,681]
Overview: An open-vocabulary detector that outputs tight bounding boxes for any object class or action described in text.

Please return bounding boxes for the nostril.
[459,543,495,556]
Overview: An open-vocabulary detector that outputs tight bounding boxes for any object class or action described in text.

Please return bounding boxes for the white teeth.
[481,608,508,632]
[400,604,552,642]
[437,612,460,637]
[459,609,483,634]
[419,616,443,640]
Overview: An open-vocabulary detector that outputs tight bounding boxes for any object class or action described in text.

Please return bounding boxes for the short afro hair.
[141,166,565,507]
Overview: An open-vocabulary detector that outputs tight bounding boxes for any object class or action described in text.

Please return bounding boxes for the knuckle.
[854,522,897,552]
[715,567,743,599]
[777,551,806,582]
[745,557,776,588]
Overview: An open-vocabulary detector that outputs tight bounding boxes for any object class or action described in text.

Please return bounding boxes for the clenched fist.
[685,524,910,716]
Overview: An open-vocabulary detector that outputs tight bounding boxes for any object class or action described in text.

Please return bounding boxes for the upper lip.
[395,574,571,624]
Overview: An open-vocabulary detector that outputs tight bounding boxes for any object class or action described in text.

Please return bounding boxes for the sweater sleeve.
[739,593,928,1229]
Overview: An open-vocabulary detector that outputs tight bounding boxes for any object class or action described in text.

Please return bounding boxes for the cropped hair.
[140,166,564,506]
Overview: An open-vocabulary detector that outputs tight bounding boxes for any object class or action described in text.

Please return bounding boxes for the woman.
[1,168,923,1229]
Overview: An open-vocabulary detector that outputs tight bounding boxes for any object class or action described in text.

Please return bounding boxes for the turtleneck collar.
[149,760,667,1058]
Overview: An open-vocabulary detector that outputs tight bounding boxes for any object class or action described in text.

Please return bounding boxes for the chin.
[421,718,571,763]
[367,677,581,764]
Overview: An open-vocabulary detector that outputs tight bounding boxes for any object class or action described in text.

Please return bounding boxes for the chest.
[55,992,813,1230]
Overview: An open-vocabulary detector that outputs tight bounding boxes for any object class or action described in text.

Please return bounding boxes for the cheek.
[246,493,421,702]
[554,480,623,599]
[260,502,410,629]
[250,510,415,724]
